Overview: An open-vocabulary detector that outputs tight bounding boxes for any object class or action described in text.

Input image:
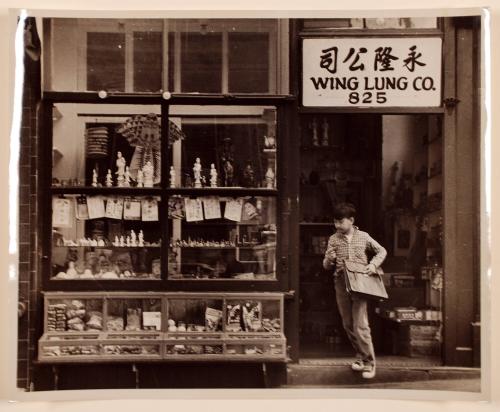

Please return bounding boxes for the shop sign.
[302,37,442,107]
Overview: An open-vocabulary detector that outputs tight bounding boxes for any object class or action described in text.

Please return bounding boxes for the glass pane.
[167,298,224,332]
[168,196,277,280]
[228,33,269,93]
[106,298,162,330]
[46,297,103,332]
[51,104,161,187]
[168,106,277,189]
[225,299,281,332]
[133,31,163,92]
[87,32,126,92]
[180,32,222,93]
[51,194,162,280]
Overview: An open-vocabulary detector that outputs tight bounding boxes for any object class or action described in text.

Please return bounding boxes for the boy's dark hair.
[333,202,356,220]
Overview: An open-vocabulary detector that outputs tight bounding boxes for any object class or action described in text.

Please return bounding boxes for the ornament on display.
[193,158,202,188]
[116,152,126,187]
[311,117,319,147]
[92,169,98,187]
[321,117,329,147]
[264,135,276,150]
[138,230,144,247]
[210,164,218,188]
[265,167,275,189]
[131,230,137,247]
[124,167,131,187]
[97,239,105,247]
[66,261,77,277]
[136,169,144,187]
[126,236,131,247]
[114,236,120,247]
[119,236,125,247]
[105,169,113,187]
[170,166,176,188]
[242,162,255,188]
[143,161,154,188]
[223,160,234,187]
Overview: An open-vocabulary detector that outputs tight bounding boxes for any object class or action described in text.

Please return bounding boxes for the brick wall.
[17,17,41,390]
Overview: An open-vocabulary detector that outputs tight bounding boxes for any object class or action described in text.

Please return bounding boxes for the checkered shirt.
[323,226,387,276]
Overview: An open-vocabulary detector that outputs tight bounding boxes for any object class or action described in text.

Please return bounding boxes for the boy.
[323,203,387,379]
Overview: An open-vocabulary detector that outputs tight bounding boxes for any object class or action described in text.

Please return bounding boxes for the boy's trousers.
[334,273,376,365]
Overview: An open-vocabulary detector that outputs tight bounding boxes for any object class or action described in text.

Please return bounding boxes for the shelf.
[300,222,334,227]
[174,221,262,226]
[51,186,162,196]
[172,245,270,250]
[300,145,342,152]
[167,187,278,197]
[53,245,161,249]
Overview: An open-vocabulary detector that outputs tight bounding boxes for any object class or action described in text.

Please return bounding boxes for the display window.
[44,18,283,94]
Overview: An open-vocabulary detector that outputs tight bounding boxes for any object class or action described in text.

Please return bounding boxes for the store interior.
[298,113,443,363]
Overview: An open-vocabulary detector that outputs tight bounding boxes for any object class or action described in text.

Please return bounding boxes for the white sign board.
[302,37,442,107]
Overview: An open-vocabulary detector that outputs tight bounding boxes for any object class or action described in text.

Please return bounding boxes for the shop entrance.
[298,113,443,365]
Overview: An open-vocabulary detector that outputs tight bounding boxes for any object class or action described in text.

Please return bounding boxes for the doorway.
[298,113,443,365]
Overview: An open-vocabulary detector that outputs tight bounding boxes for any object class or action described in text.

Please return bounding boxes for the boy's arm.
[323,235,337,270]
[366,235,387,269]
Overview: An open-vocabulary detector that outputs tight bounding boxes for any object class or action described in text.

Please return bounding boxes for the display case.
[38,292,287,362]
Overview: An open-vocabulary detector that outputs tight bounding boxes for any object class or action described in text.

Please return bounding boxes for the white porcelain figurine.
[143,161,154,188]
[116,152,126,187]
[210,163,218,188]
[193,157,202,188]
[105,169,113,187]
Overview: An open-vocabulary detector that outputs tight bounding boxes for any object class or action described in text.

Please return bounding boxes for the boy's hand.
[323,257,335,270]
[365,263,377,275]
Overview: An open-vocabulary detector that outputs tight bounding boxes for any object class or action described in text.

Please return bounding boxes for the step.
[287,364,481,386]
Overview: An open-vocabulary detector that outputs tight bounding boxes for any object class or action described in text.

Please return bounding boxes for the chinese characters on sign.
[303,37,442,107]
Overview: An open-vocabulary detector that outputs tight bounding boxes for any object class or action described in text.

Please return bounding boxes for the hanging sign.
[302,37,442,107]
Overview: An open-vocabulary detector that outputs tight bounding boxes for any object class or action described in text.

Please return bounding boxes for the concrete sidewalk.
[286,358,481,392]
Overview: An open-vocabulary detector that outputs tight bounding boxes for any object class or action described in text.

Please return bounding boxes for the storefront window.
[167,105,278,280]
[44,18,282,94]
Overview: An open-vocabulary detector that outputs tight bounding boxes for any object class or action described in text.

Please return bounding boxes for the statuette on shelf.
[105,169,113,187]
[193,157,202,188]
[209,164,218,188]
[92,169,98,187]
[136,168,144,187]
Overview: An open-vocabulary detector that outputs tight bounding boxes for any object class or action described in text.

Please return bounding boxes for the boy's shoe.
[351,360,364,371]
[361,363,376,379]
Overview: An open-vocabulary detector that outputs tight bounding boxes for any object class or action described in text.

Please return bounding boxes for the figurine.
[97,239,105,247]
[223,159,234,187]
[91,169,98,187]
[138,230,144,247]
[105,169,113,187]
[143,161,154,188]
[119,236,125,247]
[321,117,329,147]
[116,152,126,187]
[124,166,131,187]
[242,161,255,188]
[136,169,144,187]
[130,230,137,247]
[311,117,319,147]
[170,166,176,188]
[264,135,276,150]
[209,164,217,188]
[66,261,77,277]
[114,236,120,247]
[126,236,131,247]
[193,157,202,188]
[265,166,275,189]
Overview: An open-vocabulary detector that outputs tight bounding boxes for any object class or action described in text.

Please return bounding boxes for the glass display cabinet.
[38,292,286,362]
